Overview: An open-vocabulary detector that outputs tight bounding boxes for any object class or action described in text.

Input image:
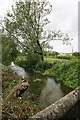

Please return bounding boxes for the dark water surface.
[10,62,80,120]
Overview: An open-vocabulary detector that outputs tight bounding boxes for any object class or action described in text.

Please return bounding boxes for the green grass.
[33,78,42,82]
[44,56,68,63]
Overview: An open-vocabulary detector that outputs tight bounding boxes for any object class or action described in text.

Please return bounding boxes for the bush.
[47,51,59,57]
[51,51,59,56]
[0,63,13,72]
[56,55,71,60]
[44,59,79,89]
[43,51,48,56]
[15,53,41,70]
[33,78,42,82]
[72,52,80,58]
[14,56,27,68]
[35,61,52,72]
[25,53,41,70]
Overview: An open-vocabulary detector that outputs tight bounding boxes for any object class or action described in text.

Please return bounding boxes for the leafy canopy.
[3,0,72,61]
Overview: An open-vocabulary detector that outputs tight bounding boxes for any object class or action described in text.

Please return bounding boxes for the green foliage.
[72,52,80,58]
[8,81,15,89]
[28,99,37,106]
[2,34,20,66]
[43,51,48,56]
[2,64,39,119]
[0,45,2,63]
[15,53,41,70]
[0,63,13,73]
[30,109,34,117]
[56,55,71,60]
[35,61,52,72]
[3,0,53,62]
[33,78,42,82]
[47,51,59,57]
[25,52,41,70]
[44,59,79,89]
[13,104,19,110]
[51,51,59,56]
[3,0,72,63]
[15,56,27,68]
[2,77,16,98]
[44,56,67,63]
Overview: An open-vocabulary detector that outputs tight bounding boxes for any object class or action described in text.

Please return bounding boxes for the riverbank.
[2,57,80,119]
[2,62,73,119]
[2,64,39,119]
[43,57,80,89]
[14,53,80,89]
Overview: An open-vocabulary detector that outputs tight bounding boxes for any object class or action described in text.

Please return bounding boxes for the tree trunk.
[41,52,44,62]
[4,81,30,102]
[37,40,44,62]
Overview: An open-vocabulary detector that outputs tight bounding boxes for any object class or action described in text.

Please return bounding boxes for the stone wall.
[31,86,80,119]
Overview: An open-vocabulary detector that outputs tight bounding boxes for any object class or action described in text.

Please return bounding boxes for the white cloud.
[45,0,78,53]
[0,0,79,53]
[0,0,14,18]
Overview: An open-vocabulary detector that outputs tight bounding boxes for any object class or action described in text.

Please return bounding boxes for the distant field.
[44,56,67,63]
[59,53,72,56]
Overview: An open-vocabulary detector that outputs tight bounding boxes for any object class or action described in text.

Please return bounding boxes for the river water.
[10,62,80,119]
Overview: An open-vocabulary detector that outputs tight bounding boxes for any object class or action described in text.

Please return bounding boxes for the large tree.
[3,0,72,61]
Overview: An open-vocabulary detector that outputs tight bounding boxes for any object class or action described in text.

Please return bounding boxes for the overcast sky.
[0,0,79,53]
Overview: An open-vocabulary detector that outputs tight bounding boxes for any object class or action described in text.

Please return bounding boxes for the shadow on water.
[59,101,80,120]
[10,62,80,119]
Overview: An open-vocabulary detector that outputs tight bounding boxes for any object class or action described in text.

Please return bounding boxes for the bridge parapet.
[31,86,80,120]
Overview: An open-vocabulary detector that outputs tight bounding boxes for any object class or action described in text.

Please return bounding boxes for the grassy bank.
[43,58,80,89]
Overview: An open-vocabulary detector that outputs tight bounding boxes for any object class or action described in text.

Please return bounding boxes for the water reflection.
[38,77,64,109]
[10,62,70,110]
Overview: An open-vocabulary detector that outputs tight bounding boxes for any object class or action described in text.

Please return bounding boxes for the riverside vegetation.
[2,51,80,119]
[15,51,80,89]
[2,64,39,119]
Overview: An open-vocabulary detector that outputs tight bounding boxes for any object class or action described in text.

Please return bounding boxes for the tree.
[3,0,72,61]
[2,34,19,65]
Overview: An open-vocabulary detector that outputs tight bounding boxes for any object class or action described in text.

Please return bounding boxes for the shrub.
[44,59,79,89]
[15,53,41,70]
[25,53,41,70]
[14,56,27,68]
[51,51,59,56]
[43,51,48,56]
[72,52,80,58]
[47,51,59,57]
[35,61,52,72]
[0,63,13,72]
[56,55,71,60]
[33,78,42,82]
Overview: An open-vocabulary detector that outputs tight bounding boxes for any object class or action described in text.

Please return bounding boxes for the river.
[10,62,80,119]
